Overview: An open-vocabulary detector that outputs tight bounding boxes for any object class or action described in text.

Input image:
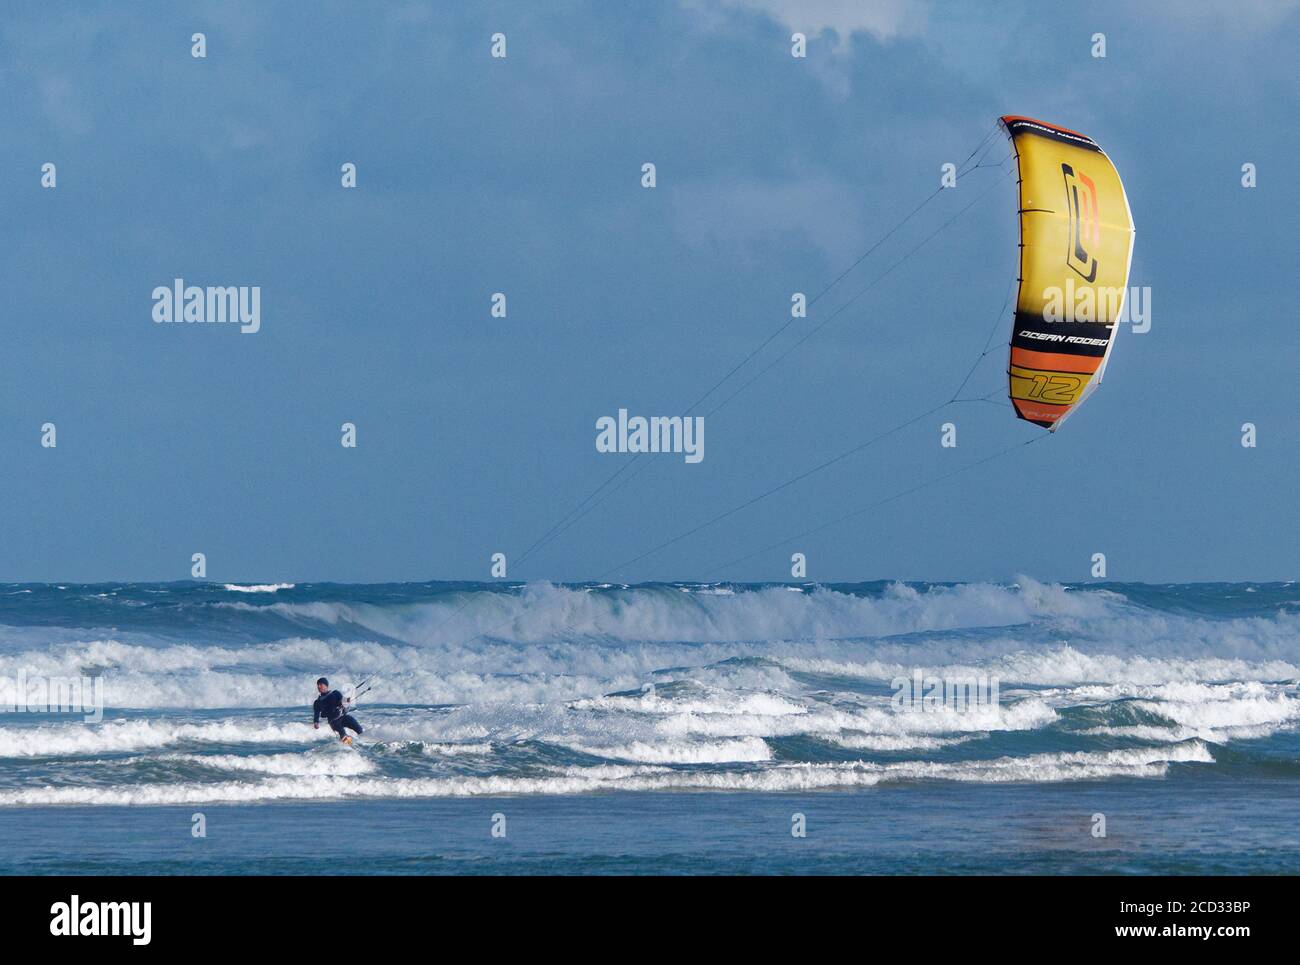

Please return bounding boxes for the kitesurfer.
[313,677,363,744]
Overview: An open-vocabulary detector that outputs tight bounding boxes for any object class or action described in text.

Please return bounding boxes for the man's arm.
[312,696,322,724]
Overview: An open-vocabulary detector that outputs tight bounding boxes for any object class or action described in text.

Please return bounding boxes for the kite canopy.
[1000,116,1135,430]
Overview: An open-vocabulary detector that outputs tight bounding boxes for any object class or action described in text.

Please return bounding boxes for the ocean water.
[0,579,1297,874]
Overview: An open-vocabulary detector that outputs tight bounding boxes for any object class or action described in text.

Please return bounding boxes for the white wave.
[1081,723,1287,743]
[221,584,295,593]
[0,637,658,709]
[0,689,1048,767]
[358,737,495,757]
[572,689,807,718]
[207,577,1117,647]
[1061,680,1300,743]
[826,733,981,751]
[1139,694,1299,732]
[781,646,1300,689]
[159,751,375,776]
[0,743,1213,806]
[0,719,328,758]
[415,742,494,757]
[646,697,1056,741]
[556,737,772,764]
[4,579,1300,713]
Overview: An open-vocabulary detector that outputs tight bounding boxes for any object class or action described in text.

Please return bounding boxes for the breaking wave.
[0,579,1294,804]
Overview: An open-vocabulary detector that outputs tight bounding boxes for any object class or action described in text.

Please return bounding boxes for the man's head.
[316,677,329,694]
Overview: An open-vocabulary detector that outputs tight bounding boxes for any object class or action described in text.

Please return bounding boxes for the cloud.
[705,0,928,46]
[679,0,929,97]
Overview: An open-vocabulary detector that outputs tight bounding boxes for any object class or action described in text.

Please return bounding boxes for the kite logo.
[1021,372,1083,404]
[1062,162,1099,282]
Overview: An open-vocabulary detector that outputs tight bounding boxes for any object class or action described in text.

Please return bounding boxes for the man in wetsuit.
[313,677,364,744]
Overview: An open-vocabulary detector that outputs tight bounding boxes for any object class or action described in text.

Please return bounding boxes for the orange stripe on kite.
[1010,348,1103,374]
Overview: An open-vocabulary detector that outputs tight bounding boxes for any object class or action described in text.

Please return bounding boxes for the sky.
[2,0,1299,584]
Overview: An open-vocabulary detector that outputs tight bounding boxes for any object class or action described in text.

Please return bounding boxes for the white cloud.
[709,0,928,46]
[680,0,929,96]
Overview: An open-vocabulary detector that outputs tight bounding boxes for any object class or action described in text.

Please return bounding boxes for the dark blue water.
[3,780,1295,875]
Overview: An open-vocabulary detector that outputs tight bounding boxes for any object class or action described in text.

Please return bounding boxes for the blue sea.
[0,579,1297,874]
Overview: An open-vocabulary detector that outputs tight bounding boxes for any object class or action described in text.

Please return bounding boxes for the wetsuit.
[313,689,363,739]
